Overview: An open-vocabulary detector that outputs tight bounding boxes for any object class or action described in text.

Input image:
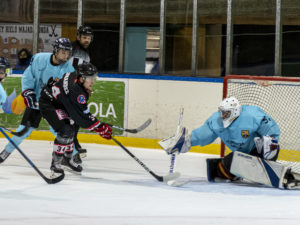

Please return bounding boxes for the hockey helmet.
[218,96,241,128]
[53,37,72,54]
[77,25,93,37]
[76,62,98,82]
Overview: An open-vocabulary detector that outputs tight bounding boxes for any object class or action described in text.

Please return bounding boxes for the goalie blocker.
[207,151,300,190]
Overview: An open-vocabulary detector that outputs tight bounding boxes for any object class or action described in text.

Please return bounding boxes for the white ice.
[0,139,300,225]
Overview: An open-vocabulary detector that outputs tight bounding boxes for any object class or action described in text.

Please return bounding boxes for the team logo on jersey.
[77,95,86,104]
[241,130,249,138]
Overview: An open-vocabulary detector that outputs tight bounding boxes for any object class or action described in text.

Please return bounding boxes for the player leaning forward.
[39,62,112,174]
[0,37,74,163]
[161,97,300,189]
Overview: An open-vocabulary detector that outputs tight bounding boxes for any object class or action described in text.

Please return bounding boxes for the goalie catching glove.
[94,123,112,140]
[159,127,191,155]
[22,89,38,109]
[254,136,280,160]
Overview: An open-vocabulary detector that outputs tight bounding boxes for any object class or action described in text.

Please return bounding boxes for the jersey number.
[52,85,61,99]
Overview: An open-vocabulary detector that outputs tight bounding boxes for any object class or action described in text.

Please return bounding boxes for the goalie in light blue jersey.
[160,97,281,182]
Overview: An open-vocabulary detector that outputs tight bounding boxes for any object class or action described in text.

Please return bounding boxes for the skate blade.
[79,153,87,158]
[62,165,82,175]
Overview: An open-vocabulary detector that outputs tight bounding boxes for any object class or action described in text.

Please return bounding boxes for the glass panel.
[124,0,160,74]
[197,0,227,77]
[282,0,300,77]
[231,0,276,76]
[165,0,193,75]
[84,0,120,72]
[0,0,34,23]
[0,0,34,68]
[40,0,78,52]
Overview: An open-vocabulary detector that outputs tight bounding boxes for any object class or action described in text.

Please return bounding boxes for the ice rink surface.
[0,139,300,225]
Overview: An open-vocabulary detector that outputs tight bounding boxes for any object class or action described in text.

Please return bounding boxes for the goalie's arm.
[190,120,218,147]
[160,121,218,155]
[256,114,280,141]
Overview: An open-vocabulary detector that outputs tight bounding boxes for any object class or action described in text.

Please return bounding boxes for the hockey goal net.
[222,75,300,173]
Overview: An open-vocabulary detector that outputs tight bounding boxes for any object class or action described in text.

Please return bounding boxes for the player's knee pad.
[55,124,75,145]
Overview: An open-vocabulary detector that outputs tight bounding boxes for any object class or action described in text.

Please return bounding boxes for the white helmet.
[218,97,241,128]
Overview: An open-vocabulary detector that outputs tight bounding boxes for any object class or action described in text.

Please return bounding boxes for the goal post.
[222,75,300,173]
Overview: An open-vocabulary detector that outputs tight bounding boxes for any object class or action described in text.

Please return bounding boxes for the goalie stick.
[0,127,64,184]
[0,121,30,137]
[169,108,184,174]
[108,118,152,134]
[111,136,180,182]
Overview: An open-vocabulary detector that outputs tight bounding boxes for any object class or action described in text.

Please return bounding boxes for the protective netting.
[223,75,300,173]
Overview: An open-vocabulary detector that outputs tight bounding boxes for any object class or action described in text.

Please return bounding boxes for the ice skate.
[50,152,64,176]
[73,152,82,164]
[0,149,11,163]
[62,153,83,174]
[78,147,87,158]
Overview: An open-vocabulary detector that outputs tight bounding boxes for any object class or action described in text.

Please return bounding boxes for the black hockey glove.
[22,89,38,109]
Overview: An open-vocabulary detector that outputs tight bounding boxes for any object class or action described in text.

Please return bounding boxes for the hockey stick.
[111,136,180,182]
[0,127,64,184]
[0,122,30,137]
[108,118,152,134]
[169,108,184,174]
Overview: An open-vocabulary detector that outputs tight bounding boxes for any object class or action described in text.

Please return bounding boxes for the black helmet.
[77,25,93,37]
[76,62,98,79]
[53,37,72,54]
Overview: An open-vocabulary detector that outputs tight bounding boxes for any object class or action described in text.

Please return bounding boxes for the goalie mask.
[218,97,241,128]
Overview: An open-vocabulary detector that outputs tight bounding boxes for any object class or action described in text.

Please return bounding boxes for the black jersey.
[41,72,100,130]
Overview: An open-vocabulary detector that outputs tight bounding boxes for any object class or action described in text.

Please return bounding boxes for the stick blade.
[135,118,152,132]
[167,179,190,187]
[126,118,152,133]
[46,173,65,184]
[163,172,181,182]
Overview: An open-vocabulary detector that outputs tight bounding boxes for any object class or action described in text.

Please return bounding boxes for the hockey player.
[39,62,112,174]
[0,37,74,163]
[0,57,10,108]
[69,25,93,68]
[160,97,300,189]
[69,25,94,162]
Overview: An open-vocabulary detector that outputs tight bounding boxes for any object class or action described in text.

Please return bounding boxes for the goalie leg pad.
[230,151,288,189]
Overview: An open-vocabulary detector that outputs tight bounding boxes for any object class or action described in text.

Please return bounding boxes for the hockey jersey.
[22,52,74,105]
[69,41,90,68]
[41,72,100,130]
[0,82,7,109]
[190,105,280,154]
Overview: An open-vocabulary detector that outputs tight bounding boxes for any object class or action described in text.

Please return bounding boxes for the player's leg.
[73,123,86,164]
[206,153,239,182]
[0,108,41,163]
[59,124,82,174]
[40,106,82,174]
[230,151,290,189]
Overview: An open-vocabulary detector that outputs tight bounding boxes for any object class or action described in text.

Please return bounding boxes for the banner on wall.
[0,23,62,67]
[0,77,128,136]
